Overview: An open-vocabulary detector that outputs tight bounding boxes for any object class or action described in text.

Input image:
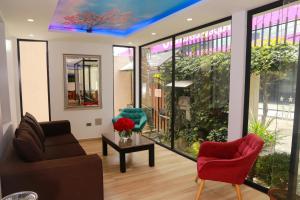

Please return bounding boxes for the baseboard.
[78,137,102,142]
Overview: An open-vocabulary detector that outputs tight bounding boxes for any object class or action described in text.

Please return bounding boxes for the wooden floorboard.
[80,139,269,200]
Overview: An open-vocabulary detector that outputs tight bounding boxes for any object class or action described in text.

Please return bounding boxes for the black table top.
[102,132,154,149]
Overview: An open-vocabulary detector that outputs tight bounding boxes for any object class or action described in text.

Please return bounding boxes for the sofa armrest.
[39,120,71,137]
[1,154,104,200]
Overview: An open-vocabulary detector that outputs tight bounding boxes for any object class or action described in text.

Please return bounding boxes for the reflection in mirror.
[64,54,102,109]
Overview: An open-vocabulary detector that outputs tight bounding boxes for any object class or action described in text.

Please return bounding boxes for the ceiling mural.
[49,0,200,37]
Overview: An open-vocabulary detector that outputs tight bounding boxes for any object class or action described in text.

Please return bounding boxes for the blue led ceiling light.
[49,0,201,37]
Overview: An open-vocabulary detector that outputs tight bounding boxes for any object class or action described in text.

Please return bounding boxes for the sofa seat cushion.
[45,143,86,160]
[45,134,78,146]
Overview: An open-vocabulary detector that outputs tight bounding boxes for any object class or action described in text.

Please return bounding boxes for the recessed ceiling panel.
[49,0,200,37]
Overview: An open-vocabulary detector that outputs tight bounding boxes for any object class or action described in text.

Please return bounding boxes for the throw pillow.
[13,128,44,162]
[18,121,45,151]
[23,112,45,142]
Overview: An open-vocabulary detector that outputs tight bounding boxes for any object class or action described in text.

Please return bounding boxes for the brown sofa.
[0,113,104,200]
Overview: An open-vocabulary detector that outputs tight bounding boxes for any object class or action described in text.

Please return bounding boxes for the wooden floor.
[80,139,269,200]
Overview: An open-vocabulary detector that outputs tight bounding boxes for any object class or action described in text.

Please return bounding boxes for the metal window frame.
[138,16,232,161]
[242,0,300,195]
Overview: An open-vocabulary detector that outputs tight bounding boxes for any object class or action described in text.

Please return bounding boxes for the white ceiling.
[0,0,277,46]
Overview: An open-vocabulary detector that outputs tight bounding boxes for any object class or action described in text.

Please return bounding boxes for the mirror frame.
[63,54,102,110]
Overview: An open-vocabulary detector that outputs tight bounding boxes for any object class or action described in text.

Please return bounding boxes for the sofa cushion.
[13,129,44,162]
[45,134,78,146]
[23,112,45,142]
[44,143,86,160]
[18,121,45,151]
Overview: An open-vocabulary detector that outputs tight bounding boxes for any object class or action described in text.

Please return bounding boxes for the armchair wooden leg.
[195,179,205,200]
[234,184,242,200]
[195,176,198,183]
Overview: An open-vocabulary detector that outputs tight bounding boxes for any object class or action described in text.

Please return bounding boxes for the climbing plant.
[251,42,298,124]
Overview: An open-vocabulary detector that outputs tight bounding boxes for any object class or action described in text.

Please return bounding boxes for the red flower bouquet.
[113,118,135,139]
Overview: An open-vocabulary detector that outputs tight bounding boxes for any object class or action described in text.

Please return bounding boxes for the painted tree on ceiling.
[63,8,135,32]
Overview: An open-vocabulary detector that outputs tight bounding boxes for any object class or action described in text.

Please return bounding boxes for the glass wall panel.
[247,1,300,191]
[173,21,232,158]
[141,39,173,147]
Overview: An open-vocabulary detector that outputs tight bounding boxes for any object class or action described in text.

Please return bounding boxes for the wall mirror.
[64,54,102,109]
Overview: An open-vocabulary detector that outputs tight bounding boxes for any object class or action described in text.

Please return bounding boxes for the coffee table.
[102,133,155,173]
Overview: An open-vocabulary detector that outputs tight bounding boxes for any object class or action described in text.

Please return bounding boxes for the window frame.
[242,0,300,195]
[138,16,232,162]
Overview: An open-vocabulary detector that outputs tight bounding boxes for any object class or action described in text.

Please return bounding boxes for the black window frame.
[138,16,232,162]
[242,0,300,196]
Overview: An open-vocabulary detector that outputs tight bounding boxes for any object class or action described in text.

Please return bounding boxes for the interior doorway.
[17,39,50,121]
[113,45,135,115]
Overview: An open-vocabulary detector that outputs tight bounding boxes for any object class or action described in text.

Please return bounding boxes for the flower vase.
[119,130,132,142]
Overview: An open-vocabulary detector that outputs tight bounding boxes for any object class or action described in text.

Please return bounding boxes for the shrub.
[254,152,290,189]
[206,127,228,142]
[248,118,276,148]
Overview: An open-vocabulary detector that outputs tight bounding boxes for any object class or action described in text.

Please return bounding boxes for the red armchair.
[195,134,264,200]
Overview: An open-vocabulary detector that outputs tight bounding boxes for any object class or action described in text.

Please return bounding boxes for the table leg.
[120,152,126,173]
[102,139,108,156]
[149,145,155,167]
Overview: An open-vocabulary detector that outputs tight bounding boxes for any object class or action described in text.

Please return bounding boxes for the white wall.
[135,47,140,107]
[0,17,13,156]
[5,38,21,128]
[0,19,11,125]
[228,11,248,141]
[48,41,114,140]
